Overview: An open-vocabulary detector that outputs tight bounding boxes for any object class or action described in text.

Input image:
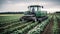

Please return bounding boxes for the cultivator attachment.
[20,15,48,23]
[20,15,37,22]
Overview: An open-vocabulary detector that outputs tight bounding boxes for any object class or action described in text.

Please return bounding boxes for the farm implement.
[20,5,48,22]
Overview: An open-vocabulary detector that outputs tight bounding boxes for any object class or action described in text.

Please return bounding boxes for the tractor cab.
[28,5,43,13]
[24,5,43,16]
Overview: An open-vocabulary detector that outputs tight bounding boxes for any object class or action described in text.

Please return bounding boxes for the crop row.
[27,16,52,34]
[11,22,38,34]
[0,15,52,34]
[52,15,59,34]
[10,15,52,34]
[0,22,33,34]
[0,16,23,27]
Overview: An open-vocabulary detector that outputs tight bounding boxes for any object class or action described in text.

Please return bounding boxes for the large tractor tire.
[37,18,42,23]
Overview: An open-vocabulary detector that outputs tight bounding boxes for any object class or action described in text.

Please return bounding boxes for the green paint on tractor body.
[35,11,41,17]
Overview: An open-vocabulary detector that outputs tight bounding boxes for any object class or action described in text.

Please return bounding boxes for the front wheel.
[32,18,37,22]
[37,18,41,23]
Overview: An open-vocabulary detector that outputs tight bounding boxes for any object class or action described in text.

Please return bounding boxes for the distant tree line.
[0,12,24,14]
[56,11,60,13]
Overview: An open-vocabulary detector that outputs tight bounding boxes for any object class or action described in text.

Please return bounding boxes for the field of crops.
[0,14,60,34]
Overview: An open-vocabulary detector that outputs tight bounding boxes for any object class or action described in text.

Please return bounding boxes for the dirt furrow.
[42,18,53,34]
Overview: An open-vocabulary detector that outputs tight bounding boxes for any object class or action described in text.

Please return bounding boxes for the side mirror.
[42,6,43,8]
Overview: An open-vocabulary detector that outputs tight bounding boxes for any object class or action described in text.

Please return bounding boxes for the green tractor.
[20,5,48,22]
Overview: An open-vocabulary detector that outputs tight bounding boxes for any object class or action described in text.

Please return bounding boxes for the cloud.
[0,0,60,13]
[0,2,46,11]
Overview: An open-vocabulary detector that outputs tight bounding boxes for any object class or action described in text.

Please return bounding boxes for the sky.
[0,0,60,13]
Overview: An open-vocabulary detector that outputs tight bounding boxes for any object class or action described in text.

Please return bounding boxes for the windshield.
[29,7,41,12]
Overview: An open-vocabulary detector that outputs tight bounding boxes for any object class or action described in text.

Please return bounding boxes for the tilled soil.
[42,18,53,34]
[57,18,60,33]
[57,18,60,28]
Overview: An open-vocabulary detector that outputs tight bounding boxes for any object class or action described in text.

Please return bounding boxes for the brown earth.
[42,18,53,34]
[57,18,60,33]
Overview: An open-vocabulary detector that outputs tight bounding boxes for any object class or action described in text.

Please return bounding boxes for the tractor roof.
[28,5,43,8]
